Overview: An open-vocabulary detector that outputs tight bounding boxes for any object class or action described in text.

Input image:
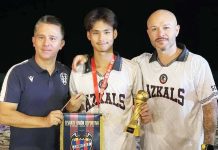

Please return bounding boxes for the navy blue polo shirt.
[1,57,70,150]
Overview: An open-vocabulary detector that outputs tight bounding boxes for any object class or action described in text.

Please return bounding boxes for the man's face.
[32,23,65,61]
[147,11,180,52]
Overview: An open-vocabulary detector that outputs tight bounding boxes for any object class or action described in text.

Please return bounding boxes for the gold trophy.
[126,90,149,136]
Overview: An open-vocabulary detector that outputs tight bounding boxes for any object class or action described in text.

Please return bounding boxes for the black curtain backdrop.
[0,0,218,83]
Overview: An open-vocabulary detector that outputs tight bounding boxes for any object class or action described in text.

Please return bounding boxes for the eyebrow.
[91,28,113,31]
[35,34,58,37]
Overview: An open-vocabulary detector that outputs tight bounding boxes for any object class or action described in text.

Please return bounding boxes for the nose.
[156,28,165,37]
[43,37,50,46]
[98,33,105,41]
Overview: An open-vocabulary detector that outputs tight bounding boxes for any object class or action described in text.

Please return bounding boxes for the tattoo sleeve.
[203,99,218,144]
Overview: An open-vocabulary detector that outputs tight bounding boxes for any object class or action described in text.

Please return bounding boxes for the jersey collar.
[149,43,189,63]
[84,52,122,73]
[29,57,61,74]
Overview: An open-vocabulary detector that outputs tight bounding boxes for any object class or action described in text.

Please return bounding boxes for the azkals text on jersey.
[85,93,125,111]
[145,84,185,106]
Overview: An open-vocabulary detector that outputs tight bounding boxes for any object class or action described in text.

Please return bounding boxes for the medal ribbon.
[91,54,116,108]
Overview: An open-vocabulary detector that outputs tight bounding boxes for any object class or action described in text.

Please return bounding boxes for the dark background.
[0,0,218,83]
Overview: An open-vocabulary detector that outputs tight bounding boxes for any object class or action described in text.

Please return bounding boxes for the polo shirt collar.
[84,52,122,73]
[29,57,60,74]
[149,43,189,63]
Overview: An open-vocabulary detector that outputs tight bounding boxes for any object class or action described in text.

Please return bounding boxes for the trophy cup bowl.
[126,90,149,136]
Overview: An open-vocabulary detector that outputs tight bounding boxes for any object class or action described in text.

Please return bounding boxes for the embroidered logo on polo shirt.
[28,76,34,82]
[60,72,68,85]
[159,74,168,84]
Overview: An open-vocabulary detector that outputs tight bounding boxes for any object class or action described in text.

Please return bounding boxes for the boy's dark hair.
[84,7,118,31]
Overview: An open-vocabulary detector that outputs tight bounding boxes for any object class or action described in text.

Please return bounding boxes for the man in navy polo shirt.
[0,15,71,150]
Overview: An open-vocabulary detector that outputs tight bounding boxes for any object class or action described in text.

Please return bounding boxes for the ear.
[113,29,118,39]
[146,29,152,39]
[32,36,35,47]
[60,40,65,50]
[87,31,91,41]
[176,25,180,37]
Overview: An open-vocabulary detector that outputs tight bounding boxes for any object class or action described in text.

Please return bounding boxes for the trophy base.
[126,124,140,136]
